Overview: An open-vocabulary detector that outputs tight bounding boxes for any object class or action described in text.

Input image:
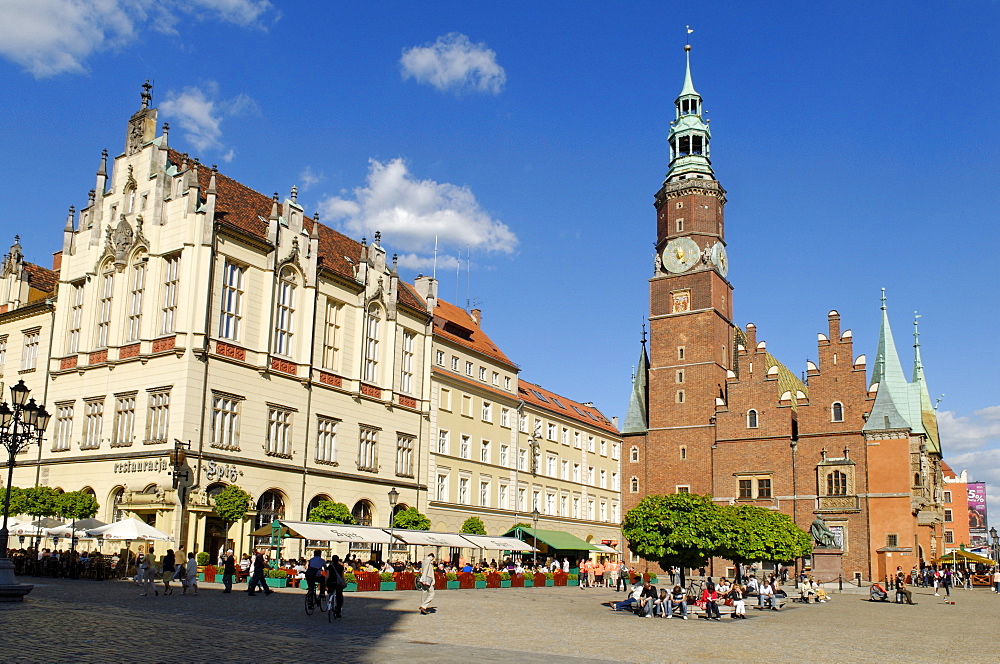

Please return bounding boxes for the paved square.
[2,579,999,663]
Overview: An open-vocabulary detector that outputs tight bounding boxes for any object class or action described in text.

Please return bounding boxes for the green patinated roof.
[504,527,600,552]
[679,47,699,98]
[621,343,649,434]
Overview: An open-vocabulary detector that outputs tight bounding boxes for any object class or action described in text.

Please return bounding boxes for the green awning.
[503,527,601,552]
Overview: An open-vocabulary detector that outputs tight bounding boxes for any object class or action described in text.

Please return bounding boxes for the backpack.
[328,566,347,591]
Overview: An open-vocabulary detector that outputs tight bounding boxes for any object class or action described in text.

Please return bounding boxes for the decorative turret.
[864,290,920,433]
[621,327,650,434]
[126,80,157,156]
[665,44,714,182]
[911,316,941,454]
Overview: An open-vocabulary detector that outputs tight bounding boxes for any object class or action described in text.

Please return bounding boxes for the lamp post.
[990,527,998,568]
[387,487,399,561]
[531,507,540,566]
[0,379,51,601]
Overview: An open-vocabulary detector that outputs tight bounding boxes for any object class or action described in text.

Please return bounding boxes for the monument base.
[0,558,33,602]
[810,548,843,584]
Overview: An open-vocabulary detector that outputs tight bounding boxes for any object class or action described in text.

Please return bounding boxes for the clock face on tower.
[710,242,729,278]
[662,237,702,273]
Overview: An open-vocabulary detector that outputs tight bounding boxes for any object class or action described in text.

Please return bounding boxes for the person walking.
[418,553,436,615]
[221,549,235,593]
[162,549,176,595]
[326,554,346,619]
[993,568,1000,593]
[141,547,157,596]
[248,550,273,596]
[183,552,199,595]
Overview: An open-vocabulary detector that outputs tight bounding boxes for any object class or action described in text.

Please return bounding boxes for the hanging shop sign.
[205,460,244,482]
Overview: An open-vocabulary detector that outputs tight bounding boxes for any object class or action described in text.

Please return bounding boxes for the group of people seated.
[795,574,830,603]
[610,575,789,620]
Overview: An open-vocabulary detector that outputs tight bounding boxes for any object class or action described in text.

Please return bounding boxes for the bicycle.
[304,579,328,616]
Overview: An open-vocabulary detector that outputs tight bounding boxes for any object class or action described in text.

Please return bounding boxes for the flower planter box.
[510,575,524,588]
[379,582,396,591]
[264,577,285,588]
[344,583,358,592]
[500,580,512,588]
[299,580,308,589]
[524,579,534,587]
[545,579,554,587]
[446,581,460,589]
[198,573,218,583]
[567,579,579,586]
[474,581,487,589]
[457,572,476,589]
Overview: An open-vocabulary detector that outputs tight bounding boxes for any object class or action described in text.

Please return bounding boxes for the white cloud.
[938,406,1000,453]
[400,33,506,95]
[318,158,517,260]
[299,166,325,191]
[160,82,255,160]
[395,253,461,272]
[0,0,274,78]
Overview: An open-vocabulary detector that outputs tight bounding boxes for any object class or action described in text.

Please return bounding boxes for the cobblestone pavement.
[2,579,999,663]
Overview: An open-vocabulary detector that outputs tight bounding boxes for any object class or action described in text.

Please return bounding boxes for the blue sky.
[1,1,999,520]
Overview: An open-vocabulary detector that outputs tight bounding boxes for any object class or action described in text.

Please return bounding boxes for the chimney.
[470,308,482,326]
[52,251,63,271]
[413,274,438,311]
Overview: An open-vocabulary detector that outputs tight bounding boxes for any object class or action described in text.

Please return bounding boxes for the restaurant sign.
[114,459,170,474]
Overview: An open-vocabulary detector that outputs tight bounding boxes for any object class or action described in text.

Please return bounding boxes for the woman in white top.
[183,552,199,595]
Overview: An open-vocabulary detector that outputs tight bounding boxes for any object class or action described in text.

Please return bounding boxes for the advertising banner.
[968,482,988,547]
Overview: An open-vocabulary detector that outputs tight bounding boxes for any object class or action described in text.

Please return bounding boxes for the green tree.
[212,485,252,525]
[56,491,99,521]
[392,507,430,530]
[716,504,811,567]
[5,486,27,517]
[307,500,356,525]
[509,522,531,532]
[460,516,487,535]
[21,486,61,519]
[621,493,722,570]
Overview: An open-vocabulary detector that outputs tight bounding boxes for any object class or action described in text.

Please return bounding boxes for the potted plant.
[379,571,396,591]
[344,571,358,592]
[523,573,533,588]
[499,571,511,588]
[544,572,555,587]
[196,551,211,581]
[445,572,460,590]
[567,572,579,587]
[263,568,288,588]
[474,572,487,589]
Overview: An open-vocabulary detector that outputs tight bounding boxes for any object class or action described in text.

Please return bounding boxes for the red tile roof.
[165,150,426,314]
[431,366,520,402]
[23,262,57,296]
[432,298,518,370]
[518,379,618,435]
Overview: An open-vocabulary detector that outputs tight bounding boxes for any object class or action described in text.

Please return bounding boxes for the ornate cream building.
[2,85,621,559]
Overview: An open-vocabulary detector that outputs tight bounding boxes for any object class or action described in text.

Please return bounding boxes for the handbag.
[329,570,347,591]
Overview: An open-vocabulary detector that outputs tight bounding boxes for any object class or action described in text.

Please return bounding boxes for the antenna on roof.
[432,235,438,280]
[466,244,471,310]
[455,246,461,304]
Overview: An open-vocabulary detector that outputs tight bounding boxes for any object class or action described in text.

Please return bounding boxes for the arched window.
[747,409,759,428]
[363,305,381,383]
[630,446,639,463]
[110,487,126,522]
[307,494,332,519]
[352,500,373,526]
[831,402,844,422]
[630,477,639,493]
[255,490,285,531]
[827,471,848,496]
[206,482,227,498]
[273,268,296,357]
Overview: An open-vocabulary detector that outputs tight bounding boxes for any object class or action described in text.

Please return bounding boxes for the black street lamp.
[990,527,998,567]
[531,507,540,566]
[387,487,399,559]
[0,380,51,601]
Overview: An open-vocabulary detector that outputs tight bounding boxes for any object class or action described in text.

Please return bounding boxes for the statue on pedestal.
[810,516,838,549]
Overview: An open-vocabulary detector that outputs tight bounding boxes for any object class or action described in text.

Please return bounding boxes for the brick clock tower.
[623,44,734,510]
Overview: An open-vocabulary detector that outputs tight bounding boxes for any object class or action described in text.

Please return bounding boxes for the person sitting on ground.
[810,578,829,602]
[667,584,688,619]
[652,587,669,617]
[798,576,816,602]
[639,582,659,617]
[895,577,915,605]
[759,580,777,610]
[611,576,644,612]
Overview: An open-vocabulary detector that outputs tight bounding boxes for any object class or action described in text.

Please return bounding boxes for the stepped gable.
[518,379,618,435]
[432,298,517,370]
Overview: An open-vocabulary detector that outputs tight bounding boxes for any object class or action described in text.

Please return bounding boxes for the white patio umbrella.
[86,517,173,541]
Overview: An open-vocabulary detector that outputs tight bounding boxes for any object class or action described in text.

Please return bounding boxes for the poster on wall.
[968,482,988,547]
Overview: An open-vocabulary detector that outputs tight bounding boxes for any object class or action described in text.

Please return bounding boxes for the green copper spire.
[665,43,714,182]
[621,327,649,435]
[864,290,915,432]
[910,315,941,453]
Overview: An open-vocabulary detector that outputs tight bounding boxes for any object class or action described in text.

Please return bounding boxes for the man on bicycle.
[304,550,327,598]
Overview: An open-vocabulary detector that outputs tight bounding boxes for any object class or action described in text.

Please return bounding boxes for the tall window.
[518,449,527,471]
[612,442,620,460]
[499,444,509,466]
[399,330,415,394]
[547,423,556,440]
[126,262,145,342]
[827,470,848,496]
[321,299,342,370]
[21,331,39,370]
[519,412,527,433]
[458,477,470,504]
[211,395,241,450]
[315,417,339,463]
[146,390,170,443]
[436,473,448,502]
[0,336,7,367]
[482,401,492,422]
[96,272,114,347]
[480,439,491,463]
[587,436,595,452]
[266,407,292,457]
[630,477,639,493]
[435,350,444,365]
[357,426,378,472]
[437,429,449,455]
[53,404,74,451]
[747,409,759,428]
[460,435,470,459]
[161,255,179,334]
[500,407,510,427]
[612,472,620,491]
[600,469,607,488]
[831,402,844,422]
[68,282,84,353]
[82,399,104,450]
[600,440,607,456]
[219,261,244,340]
[561,460,569,479]
[561,428,569,445]
[757,478,772,498]
[547,493,556,515]
[273,268,296,357]
[363,307,381,383]
[480,481,490,507]
[111,395,135,447]
[396,434,414,478]
[498,483,508,508]
[547,455,557,477]
[574,432,581,449]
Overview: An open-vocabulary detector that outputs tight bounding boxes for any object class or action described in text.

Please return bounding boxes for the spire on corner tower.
[665,42,714,183]
[910,314,941,454]
[621,325,650,435]
[864,290,918,433]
